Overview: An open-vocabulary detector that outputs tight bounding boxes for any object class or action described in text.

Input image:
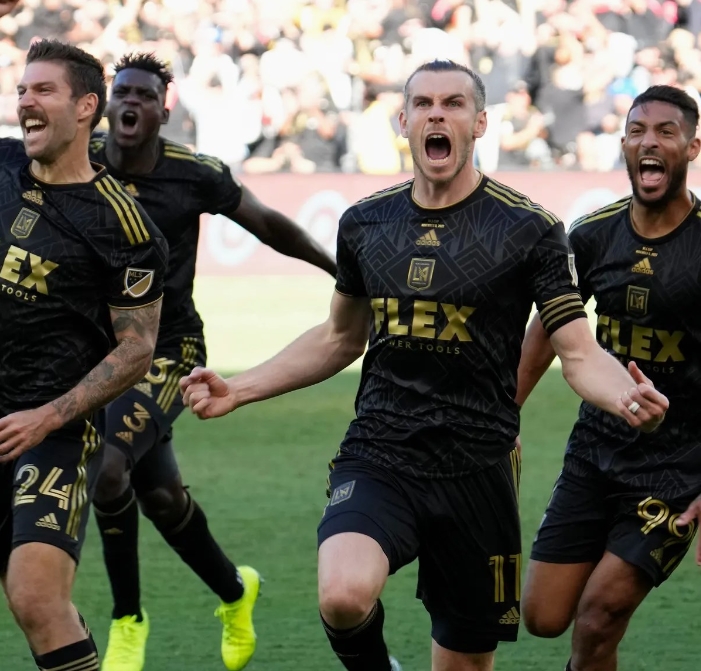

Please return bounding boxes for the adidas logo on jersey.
[499,607,520,625]
[22,190,43,206]
[116,431,133,446]
[36,513,60,531]
[416,229,441,247]
[650,547,664,565]
[124,183,140,198]
[631,257,653,275]
[134,381,153,397]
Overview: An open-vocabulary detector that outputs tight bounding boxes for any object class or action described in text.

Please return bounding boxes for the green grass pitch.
[1,370,698,670]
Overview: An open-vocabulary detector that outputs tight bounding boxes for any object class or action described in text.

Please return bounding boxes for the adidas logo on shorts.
[499,607,520,625]
[35,513,61,531]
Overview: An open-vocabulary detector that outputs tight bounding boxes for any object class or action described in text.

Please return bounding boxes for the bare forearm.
[515,314,557,407]
[262,211,337,277]
[561,344,634,418]
[47,340,153,428]
[229,323,364,406]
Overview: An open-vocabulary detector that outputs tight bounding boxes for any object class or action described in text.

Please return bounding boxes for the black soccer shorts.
[0,417,104,574]
[105,337,205,493]
[318,449,522,653]
[531,455,698,587]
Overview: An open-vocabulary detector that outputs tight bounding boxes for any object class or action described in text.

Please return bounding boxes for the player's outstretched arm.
[180,291,370,419]
[550,318,668,433]
[677,494,701,565]
[515,313,557,408]
[230,186,337,277]
[0,300,162,462]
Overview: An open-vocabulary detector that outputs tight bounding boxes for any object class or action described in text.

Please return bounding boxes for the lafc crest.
[122,267,154,298]
[407,258,436,291]
[11,207,40,239]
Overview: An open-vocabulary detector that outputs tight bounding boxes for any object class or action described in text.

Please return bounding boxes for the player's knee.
[95,445,130,503]
[139,483,187,529]
[319,579,377,628]
[575,596,632,644]
[6,582,60,636]
[522,605,570,639]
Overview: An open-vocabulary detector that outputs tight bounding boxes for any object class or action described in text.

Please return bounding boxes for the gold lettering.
[630,325,653,360]
[19,253,57,295]
[386,298,408,335]
[371,298,385,333]
[438,304,474,341]
[655,330,684,362]
[411,300,437,338]
[610,318,628,355]
[0,245,27,284]
[597,315,611,345]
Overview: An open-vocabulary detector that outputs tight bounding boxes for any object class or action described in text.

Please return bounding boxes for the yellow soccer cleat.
[101,611,149,671]
[214,566,262,670]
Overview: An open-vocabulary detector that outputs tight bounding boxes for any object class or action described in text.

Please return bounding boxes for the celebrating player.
[0,40,167,671]
[181,60,668,671]
[87,53,336,671]
[516,85,701,671]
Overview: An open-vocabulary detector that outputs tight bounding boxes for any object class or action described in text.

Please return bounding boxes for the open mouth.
[23,118,47,135]
[425,133,451,164]
[120,110,139,129]
[639,156,665,187]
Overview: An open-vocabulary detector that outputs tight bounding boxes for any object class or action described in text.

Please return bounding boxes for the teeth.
[428,134,446,140]
[24,119,45,128]
[641,158,663,166]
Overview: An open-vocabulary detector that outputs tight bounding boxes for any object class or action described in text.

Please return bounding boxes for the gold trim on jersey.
[355,179,413,204]
[156,337,201,412]
[67,421,101,539]
[163,141,224,173]
[411,173,483,210]
[95,176,150,245]
[107,295,163,311]
[569,199,630,233]
[485,180,558,226]
[540,293,585,332]
[510,447,521,498]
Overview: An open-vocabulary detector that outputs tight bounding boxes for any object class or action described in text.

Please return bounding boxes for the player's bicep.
[109,300,162,352]
[223,185,270,240]
[326,290,371,352]
[548,316,599,364]
[528,222,587,336]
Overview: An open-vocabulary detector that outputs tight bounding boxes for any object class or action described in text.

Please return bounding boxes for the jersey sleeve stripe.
[107,294,163,311]
[542,306,588,334]
[95,180,136,245]
[541,292,581,307]
[486,181,558,225]
[106,176,150,242]
[568,202,629,232]
[541,299,586,332]
[484,186,557,225]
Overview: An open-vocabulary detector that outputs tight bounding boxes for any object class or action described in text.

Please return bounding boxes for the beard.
[410,138,473,186]
[626,158,688,210]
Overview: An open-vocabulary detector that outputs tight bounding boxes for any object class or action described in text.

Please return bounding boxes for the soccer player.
[515,85,701,671]
[180,60,668,671]
[0,39,167,671]
[86,53,336,671]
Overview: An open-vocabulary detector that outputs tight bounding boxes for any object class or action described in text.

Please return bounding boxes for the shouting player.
[516,85,701,671]
[0,40,167,671]
[87,53,336,671]
[180,60,668,671]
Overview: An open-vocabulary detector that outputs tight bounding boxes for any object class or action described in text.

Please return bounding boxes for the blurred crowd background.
[2,0,701,173]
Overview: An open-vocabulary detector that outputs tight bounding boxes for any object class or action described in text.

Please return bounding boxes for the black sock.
[33,637,99,671]
[565,661,573,671]
[322,600,391,671]
[94,486,142,620]
[157,493,244,603]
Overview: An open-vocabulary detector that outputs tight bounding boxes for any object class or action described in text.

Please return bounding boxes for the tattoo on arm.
[49,300,162,426]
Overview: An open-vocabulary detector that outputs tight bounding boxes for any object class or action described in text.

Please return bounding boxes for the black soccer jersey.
[565,196,701,496]
[336,175,586,478]
[89,134,243,350]
[0,146,167,413]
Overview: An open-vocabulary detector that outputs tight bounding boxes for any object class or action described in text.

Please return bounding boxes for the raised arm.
[0,300,162,461]
[229,185,337,277]
[180,290,370,419]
